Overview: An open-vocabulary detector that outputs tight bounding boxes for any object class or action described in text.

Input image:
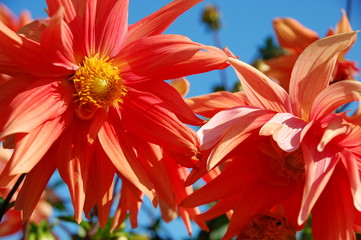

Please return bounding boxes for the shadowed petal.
[98,110,155,200]
[121,89,199,167]
[289,32,357,120]
[41,7,77,68]
[15,149,57,221]
[312,164,356,240]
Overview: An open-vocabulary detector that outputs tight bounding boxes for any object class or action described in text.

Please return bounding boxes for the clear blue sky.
[1,0,361,239]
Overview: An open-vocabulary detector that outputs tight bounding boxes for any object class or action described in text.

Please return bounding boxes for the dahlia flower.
[183,32,361,239]
[0,0,229,229]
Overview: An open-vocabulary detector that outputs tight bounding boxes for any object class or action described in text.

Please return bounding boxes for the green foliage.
[258,37,286,60]
[28,221,56,240]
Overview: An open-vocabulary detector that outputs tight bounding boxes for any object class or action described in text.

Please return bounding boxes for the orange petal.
[15,149,57,221]
[289,32,357,120]
[228,58,292,113]
[186,91,248,119]
[126,0,202,44]
[169,77,190,97]
[310,80,361,120]
[273,17,319,53]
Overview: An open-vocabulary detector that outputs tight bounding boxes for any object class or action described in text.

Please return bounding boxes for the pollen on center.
[71,54,127,120]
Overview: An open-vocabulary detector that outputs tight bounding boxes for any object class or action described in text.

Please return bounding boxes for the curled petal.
[260,112,307,152]
[289,32,357,120]
[310,80,361,120]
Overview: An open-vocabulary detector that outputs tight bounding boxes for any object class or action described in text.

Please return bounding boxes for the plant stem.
[0,173,26,221]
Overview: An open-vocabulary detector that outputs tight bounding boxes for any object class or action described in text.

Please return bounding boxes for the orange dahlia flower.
[183,32,361,239]
[263,11,359,91]
[0,0,229,228]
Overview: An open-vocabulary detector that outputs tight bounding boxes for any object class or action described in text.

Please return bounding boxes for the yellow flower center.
[238,212,296,240]
[71,55,127,119]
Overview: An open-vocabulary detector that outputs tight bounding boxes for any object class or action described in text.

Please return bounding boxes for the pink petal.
[317,115,351,152]
[1,79,73,138]
[186,91,248,119]
[126,0,202,44]
[228,57,292,113]
[310,80,361,120]
[260,112,307,152]
[289,32,357,120]
[200,108,274,170]
[298,141,338,225]
[198,106,259,150]
[95,0,128,57]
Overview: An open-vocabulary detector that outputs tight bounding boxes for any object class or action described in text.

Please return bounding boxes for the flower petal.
[95,0,128,57]
[228,57,292,113]
[56,120,92,222]
[0,79,73,138]
[186,91,248,119]
[289,32,357,120]
[312,164,356,240]
[169,77,190,97]
[198,106,260,150]
[298,141,338,224]
[310,80,361,120]
[130,80,204,125]
[340,149,361,211]
[98,110,155,200]
[41,7,77,68]
[260,112,307,152]
[201,108,274,170]
[14,149,57,221]
[0,21,72,77]
[126,0,202,44]
[121,88,200,167]
[273,17,319,53]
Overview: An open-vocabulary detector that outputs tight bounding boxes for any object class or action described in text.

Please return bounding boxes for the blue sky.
[1,0,361,239]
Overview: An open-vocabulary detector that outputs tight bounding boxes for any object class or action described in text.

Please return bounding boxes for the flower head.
[263,11,359,90]
[0,0,229,230]
[183,32,361,239]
